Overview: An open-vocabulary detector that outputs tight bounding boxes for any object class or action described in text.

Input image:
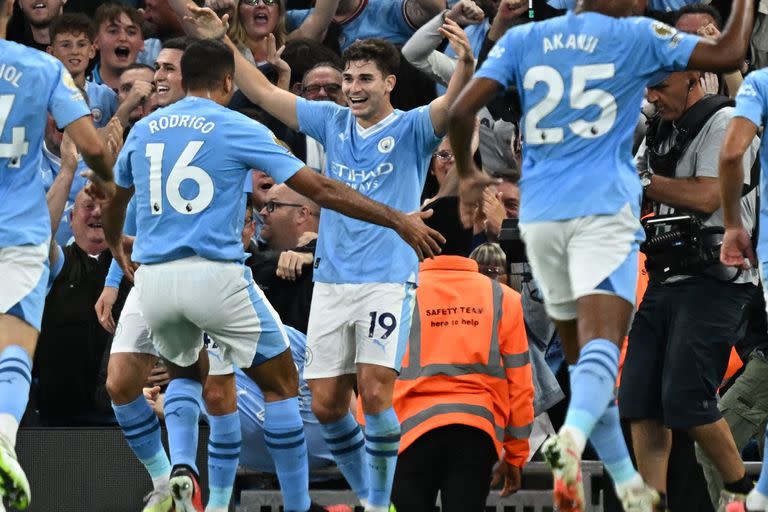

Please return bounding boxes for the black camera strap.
[647,94,733,174]
[647,94,760,197]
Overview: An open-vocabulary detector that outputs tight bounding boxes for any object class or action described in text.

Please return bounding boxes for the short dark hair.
[162,36,194,52]
[93,2,143,33]
[181,39,234,92]
[119,62,155,76]
[50,13,95,43]
[342,39,400,77]
[301,61,343,85]
[282,38,343,88]
[674,3,723,29]
[491,169,520,184]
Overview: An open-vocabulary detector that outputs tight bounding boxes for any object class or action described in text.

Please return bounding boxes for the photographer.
[618,70,760,508]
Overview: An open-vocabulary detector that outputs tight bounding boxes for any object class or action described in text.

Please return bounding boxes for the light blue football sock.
[264,397,310,512]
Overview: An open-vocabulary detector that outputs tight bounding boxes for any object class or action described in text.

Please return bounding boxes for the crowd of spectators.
[9,0,768,509]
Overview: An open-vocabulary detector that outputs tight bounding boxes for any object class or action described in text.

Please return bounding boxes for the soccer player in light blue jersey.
[719,68,768,512]
[448,0,754,510]
[97,38,442,512]
[182,7,474,510]
[0,0,117,507]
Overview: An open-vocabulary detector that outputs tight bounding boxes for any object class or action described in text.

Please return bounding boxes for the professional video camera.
[641,214,724,281]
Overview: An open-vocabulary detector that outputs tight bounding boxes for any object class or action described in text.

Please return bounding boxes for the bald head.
[260,184,319,251]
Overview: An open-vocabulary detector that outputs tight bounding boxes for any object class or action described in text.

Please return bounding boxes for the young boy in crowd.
[48,13,117,128]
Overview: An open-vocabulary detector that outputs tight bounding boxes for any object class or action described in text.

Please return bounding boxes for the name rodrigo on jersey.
[148,114,216,134]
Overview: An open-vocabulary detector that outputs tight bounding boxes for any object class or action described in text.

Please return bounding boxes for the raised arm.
[46,135,78,237]
[429,19,476,136]
[448,77,500,178]
[286,167,446,260]
[184,5,301,130]
[286,0,341,42]
[402,0,484,86]
[101,185,136,279]
[64,116,116,196]
[687,0,754,72]
[719,117,759,271]
[404,0,449,28]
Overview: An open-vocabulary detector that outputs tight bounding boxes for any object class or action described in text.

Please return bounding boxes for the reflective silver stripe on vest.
[400,402,505,442]
[400,279,506,380]
[502,351,530,368]
[505,423,533,439]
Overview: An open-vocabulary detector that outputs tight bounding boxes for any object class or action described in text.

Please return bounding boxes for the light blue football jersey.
[475,12,699,223]
[115,96,304,264]
[287,0,414,52]
[84,81,118,129]
[0,41,91,249]
[733,69,768,263]
[295,98,441,284]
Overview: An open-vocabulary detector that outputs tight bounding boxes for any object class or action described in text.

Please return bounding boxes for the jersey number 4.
[146,141,213,215]
[524,64,617,145]
[0,94,30,168]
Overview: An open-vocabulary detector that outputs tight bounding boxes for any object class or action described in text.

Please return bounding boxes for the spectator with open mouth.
[90,2,145,91]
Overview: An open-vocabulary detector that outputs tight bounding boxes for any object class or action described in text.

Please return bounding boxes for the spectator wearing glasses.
[248,184,321,333]
[297,62,345,172]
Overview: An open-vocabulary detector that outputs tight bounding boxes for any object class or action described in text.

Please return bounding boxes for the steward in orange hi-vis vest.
[392,255,534,502]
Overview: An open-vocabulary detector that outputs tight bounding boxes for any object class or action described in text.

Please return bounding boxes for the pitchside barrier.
[11,428,763,512]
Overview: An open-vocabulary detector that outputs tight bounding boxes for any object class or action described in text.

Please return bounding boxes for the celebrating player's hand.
[184,3,230,40]
[720,226,756,270]
[491,460,522,497]
[110,234,139,283]
[446,0,484,27]
[395,210,446,261]
[95,286,119,333]
[277,250,314,281]
[82,170,117,202]
[439,19,474,64]
[101,117,125,160]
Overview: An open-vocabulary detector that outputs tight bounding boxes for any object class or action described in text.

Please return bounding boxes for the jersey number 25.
[524,64,618,145]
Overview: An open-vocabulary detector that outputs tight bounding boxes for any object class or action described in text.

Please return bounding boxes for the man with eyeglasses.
[247,184,320,334]
[298,63,345,173]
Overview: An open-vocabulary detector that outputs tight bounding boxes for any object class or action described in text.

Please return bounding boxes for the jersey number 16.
[146,141,214,215]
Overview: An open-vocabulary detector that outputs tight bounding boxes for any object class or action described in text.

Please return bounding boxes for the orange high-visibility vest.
[393,256,535,467]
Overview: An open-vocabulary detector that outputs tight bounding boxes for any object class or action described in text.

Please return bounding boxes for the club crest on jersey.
[91,108,103,124]
[651,21,676,39]
[62,70,79,91]
[378,136,395,154]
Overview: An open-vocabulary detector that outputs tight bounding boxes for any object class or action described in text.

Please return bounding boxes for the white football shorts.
[304,282,416,379]
[135,256,289,369]
[519,203,641,321]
